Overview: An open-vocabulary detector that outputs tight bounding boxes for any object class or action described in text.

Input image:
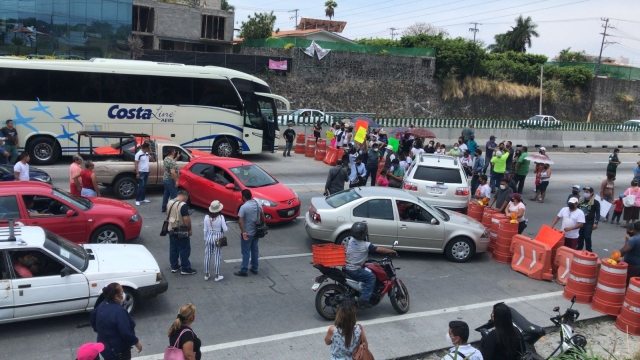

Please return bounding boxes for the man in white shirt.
[474,174,491,199]
[442,321,483,360]
[550,197,585,250]
[13,152,30,181]
[135,142,153,206]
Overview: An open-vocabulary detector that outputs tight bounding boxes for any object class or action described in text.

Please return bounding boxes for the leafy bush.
[544,65,593,88]
[284,43,294,50]
[354,38,401,47]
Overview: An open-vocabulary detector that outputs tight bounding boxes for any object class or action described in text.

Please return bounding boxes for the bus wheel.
[28,136,60,165]
[212,138,237,157]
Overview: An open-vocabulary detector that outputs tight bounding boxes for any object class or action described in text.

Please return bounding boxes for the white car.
[617,119,640,131]
[0,224,167,323]
[278,109,333,124]
[518,115,562,129]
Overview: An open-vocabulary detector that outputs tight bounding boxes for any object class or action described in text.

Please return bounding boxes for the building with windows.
[0,0,132,59]
[132,0,234,52]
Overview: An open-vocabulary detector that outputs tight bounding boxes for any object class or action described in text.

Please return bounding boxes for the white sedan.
[0,224,167,323]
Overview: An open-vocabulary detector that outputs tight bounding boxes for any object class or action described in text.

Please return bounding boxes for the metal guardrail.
[277,116,640,132]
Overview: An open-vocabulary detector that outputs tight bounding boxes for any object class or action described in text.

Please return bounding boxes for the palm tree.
[325,1,338,20]
[487,33,511,53]
[221,0,235,11]
[508,15,539,53]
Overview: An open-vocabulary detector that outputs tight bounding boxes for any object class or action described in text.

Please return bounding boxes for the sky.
[230,0,640,65]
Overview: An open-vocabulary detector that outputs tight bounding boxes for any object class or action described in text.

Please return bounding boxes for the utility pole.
[389,27,399,40]
[595,18,617,77]
[539,65,543,115]
[289,9,299,29]
[469,22,481,42]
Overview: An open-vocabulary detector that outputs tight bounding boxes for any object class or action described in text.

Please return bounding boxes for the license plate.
[288,210,295,216]
[312,282,320,291]
[430,187,442,194]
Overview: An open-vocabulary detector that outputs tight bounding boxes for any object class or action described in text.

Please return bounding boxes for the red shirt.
[614,199,623,212]
[80,169,94,189]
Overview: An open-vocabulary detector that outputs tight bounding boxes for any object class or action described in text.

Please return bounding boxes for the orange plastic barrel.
[317,139,327,151]
[591,259,628,316]
[563,251,599,303]
[294,132,306,154]
[305,136,316,157]
[315,149,327,161]
[615,277,640,335]
[467,202,485,222]
[490,214,509,263]
[482,207,499,228]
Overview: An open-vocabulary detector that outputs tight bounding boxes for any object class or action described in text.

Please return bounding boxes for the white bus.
[0,58,289,164]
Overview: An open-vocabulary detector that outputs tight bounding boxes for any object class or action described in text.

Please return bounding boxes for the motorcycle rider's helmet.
[350,222,368,241]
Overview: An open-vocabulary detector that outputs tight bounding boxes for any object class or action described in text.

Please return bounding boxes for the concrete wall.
[241,47,640,122]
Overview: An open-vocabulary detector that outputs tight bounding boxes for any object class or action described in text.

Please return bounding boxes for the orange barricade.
[554,246,577,286]
[467,202,485,222]
[315,149,327,161]
[482,208,499,228]
[317,139,327,151]
[563,251,599,304]
[510,235,554,281]
[323,146,339,166]
[491,216,511,263]
[591,260,628,316]
[305,136,316,157]
[294,132,306,154]
[535,225,565,273]
[615,277,640,335]
[489,213,507,257]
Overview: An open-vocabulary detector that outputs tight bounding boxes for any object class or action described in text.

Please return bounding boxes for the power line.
[388,27,400,40]
[595,18,617,77]
[288,9,299,29]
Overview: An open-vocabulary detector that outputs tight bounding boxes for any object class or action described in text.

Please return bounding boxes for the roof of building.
[297,18,347,33]
[234,29,355,45]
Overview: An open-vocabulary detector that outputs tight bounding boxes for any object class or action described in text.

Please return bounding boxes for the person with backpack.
[167,303,200,360]
[442,321,483,360]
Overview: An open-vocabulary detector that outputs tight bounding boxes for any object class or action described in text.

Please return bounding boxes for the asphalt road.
[0,151,638,360]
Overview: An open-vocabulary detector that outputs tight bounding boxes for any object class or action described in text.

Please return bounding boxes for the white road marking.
[593,162,636,164]
[224,252,312,263]
[133,290,564,360]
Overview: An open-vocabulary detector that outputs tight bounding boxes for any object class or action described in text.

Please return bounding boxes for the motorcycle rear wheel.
[390,282,410,314]
[315,284,345,320]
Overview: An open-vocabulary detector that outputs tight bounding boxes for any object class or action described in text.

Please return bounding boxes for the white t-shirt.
[476,184,491,199]
[410,147,424,159]
[13,162,29,181]
[507,201,526,222]
[557,207,585,239]
[459,143,468,155]
[135,150,151,172]
[334,129,345,146]
[442,345,484,360]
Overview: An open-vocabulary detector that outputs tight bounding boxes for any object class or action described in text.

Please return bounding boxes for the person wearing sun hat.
[77,342,104,360]
[203,200,228,281]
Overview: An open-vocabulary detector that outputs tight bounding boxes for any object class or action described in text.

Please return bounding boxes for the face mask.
[445,332,454,346]
[583,193,591,199]
[500,185,506,190]
[454,146,459,150]
[568,203,576,210]
[572,190,579,196]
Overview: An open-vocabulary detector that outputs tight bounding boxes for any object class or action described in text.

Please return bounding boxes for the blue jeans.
[162,179,177,212]
[578,222,594,252]
[169,234,192,271]
[491,171,504,191]
[284,141,293,156]
[136,171,149,201]
[345,268,376,302]
[240,235,259,273]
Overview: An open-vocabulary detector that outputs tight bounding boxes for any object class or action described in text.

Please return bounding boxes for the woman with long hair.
[325,300,366,359]
[530,164,551,203]
[480,302,522,360]
[376,168,389,187]
[622,180,640,228]
[90,283,142,360]
[204,200,228,281]
[168,303,200,360]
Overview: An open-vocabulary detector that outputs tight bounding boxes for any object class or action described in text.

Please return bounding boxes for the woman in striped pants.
[204,200,228,281]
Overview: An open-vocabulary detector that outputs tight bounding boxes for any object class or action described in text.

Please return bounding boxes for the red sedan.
[0,182,142,244]
[178,158,300,224]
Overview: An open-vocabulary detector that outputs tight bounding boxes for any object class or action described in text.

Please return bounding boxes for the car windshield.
[326,188,362,208]
[290,110,303,116]
[529,115,544,121]
[229,165,278,187]
[52,188,91,210]
[43,229,87,271]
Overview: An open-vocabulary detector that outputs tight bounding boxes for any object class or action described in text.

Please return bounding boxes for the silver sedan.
[304,187,489,262]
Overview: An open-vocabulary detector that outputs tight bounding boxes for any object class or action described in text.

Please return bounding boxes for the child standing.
[612,194,624,225]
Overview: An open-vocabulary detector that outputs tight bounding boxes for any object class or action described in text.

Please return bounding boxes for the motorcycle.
[474,296,587,359]
[312,241,409,320]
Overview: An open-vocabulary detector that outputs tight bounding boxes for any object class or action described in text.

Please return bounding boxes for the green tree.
[554,47,589,62]
[354,38,401,47]
[239,11,278,40]
[508,15,539,53]
[221,0,235,11]
[487,33,511,53]
[325,1,338,20]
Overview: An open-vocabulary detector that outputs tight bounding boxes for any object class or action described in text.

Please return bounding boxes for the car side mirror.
[225,183,236,190]
[431,218,437,225]
[66,209,75,218]
[60,267,73,277]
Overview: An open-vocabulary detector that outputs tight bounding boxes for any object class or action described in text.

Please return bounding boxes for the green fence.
[546,62,640,81]
[242,38,436,57]
[279,115,639,132]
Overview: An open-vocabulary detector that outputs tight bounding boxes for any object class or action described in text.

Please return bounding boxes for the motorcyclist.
[345,222,397,308]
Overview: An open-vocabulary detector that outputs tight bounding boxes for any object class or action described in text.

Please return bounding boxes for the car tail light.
[456,187,469,196]
[403,182,418,191]
[310,204,321,224]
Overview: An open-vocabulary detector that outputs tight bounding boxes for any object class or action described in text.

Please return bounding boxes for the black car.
[0,164,52,184]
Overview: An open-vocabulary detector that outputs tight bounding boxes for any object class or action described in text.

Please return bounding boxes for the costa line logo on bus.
[107,105,176,122]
